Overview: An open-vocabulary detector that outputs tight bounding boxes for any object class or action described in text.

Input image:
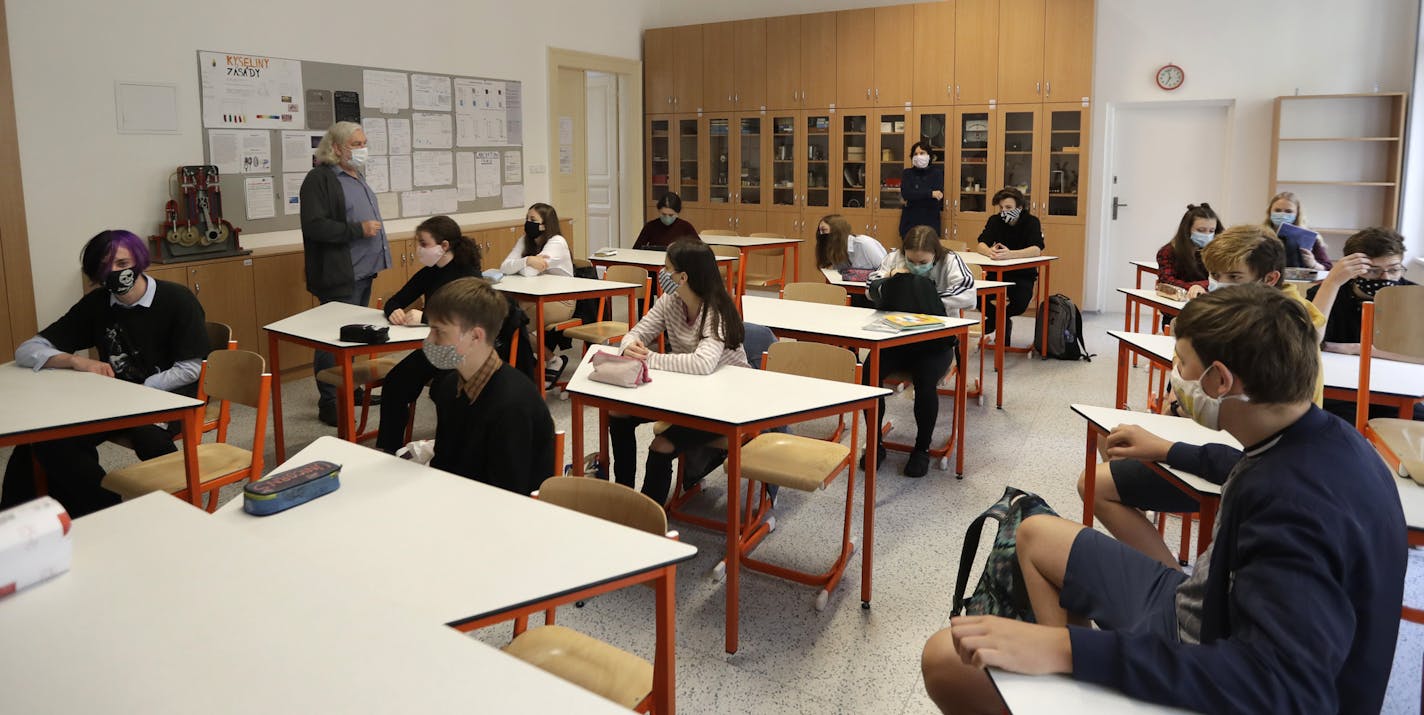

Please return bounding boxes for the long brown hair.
[667,239,744,350]
[416,215,481,270]
[814,214,854,268]
[1168,203,1220,283]
[522,203,562,256]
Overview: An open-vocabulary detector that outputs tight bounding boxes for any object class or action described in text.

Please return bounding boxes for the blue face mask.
[1270,211,1296,226]
[908,261,935,277]
[659,214,677,226]
[1189,231,1214,249]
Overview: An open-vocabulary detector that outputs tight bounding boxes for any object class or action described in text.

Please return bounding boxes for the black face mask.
[524,220,541,239]
[1354,277,1400,299]
[106,268,137,296]
[817,232,831,239]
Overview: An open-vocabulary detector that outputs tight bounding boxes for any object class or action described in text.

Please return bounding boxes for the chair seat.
[563,321,631,345]
[316,358,398,386]
[1370,417,1424,483]
[504,625,652,709]
[101,443,255,500]
[744,273,784,287]
[739,433,850,491]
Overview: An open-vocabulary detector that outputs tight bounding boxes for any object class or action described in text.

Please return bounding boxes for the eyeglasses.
[1362,265,1407,279]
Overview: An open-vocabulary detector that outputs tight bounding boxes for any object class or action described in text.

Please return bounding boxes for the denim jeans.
[314,276,375,406]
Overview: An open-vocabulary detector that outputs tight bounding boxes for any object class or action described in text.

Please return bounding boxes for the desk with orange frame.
[589,247,736,294]
[565,347,888,654]
[492,274,640,398]
[956,252,1060,358]
[700,235,803,299]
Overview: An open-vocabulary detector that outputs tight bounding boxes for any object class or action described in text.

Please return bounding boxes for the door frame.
[547,48,642,256]
[1090,98,1236,310]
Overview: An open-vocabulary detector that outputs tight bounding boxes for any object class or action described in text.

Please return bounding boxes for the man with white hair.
[300,121,392,426]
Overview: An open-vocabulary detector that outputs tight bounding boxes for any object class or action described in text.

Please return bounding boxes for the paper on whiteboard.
[361,117,388,155]
[475,151,500,198]
[453,77,509,146]
[411,74,452,112]
[401,188,456,217]
[502,184,524,209]
[281,130,325,169]
[430,188,458,214]
[455,152,477,202]
[505,81,522,145]
[364,155,390,194]
[362,70,409,111]
[282,173,305,215]
[209,129,271,174]
[389,154,413,192]
[558,145,574,175]
[199,51,304,129]
[244,176,275,220]
[387,118,412,155]
[412,112,453,149]
[413,151,453,187]
[376,192,400,219]
[503,151,522,183]
[401,190,427,218]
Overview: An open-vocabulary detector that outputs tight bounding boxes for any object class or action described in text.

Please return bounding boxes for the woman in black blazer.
[898,140,945,239]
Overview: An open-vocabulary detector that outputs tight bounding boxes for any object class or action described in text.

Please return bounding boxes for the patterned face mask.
[1353,277,1400,299]
[1000,207,1022,223]
[422,334,465,370]
[658,268,680,295]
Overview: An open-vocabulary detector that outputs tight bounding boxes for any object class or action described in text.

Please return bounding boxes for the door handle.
[874,88,880,100]
[1045,81,1052,96]
[865,88,871,99]
[1112,196,1128,220]
[955,85,960,100]
[1036,81,1041,95]
[947,84,952,97]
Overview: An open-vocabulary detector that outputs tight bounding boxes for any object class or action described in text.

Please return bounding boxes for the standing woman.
[975,187,1044,346]
[898,141,945,240]
[633,192,700,250]
[1263,191,1333,270]
[500,203,575,386]
[1155,203,1221,299]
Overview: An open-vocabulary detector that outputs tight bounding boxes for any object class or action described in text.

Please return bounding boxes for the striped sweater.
[868,250,977,313]
[625,292,750,374]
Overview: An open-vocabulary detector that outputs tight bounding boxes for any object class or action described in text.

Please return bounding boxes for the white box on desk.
[0,497,72,597]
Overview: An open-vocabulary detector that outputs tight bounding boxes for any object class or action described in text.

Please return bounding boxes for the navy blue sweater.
[1070,406,1406,713]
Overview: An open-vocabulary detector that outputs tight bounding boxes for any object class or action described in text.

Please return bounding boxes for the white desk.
[565,346,888,654]
[1321,351,1424,418]
[0,493,630,714]
[1106,330,1175,411]
[264,301,429,461]
[700,235,804,298]
[493,273,640,397]
[1128,260,1162,341]
[1118,288,1186,348]
[956,251,1060,357]
[214,436,695,713]
[592,248,737,295]
[742,295,977,473]
[990,670,1193,714]
[0,362,204,507]
[1072,404,1240,556]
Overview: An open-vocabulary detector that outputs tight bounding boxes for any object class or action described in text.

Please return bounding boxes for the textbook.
[1277,222,1320,254]
[864,312,944,333]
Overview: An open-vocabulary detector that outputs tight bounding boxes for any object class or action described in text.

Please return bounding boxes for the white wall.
[1084,0,1418,310]
[9,0,657,324]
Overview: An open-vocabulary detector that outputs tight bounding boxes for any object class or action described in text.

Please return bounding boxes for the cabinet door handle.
[1036,81,1041,95]
[953,199,959,210]
[1045,81,1052,96]
[947,84,952,97]
[865,88,871,99]
[955,85,960,100]
[875,88,880,100]
[734,93,739,104]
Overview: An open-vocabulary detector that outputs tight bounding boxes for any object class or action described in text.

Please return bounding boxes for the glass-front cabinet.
[1000,108,1038,211]
[770,114,798,211]
[915,108,951,237]
[1042,105,1088,222]
[839,113,869,212]
[676,117,701,204]
[707,117,732,207]
[876,112,906,212]
[805,113,834,213]
[737,115,764,209]
[952,107,994,219]
[647,118,671,206]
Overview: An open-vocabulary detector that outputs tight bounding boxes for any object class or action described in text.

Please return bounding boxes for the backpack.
[952,486,1059,621]
[1033,293,1093,361]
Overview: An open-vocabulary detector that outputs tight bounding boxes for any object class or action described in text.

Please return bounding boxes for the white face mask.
[1170,362,1249,431]
[911,154,930,169]
[347,146,369,170]
[416,244,445,268]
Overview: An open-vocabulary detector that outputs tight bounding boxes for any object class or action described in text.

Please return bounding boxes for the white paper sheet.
[558,145,573,175]
[502,184,524,209]
[389,154,413,192]
[503,151,522,183]
[244,176,275,220]
[282,173,305,215]
[364,155,390,194]
[400,189,454,217]
[475,151,500,198]
[360,117,388,155]
[209,129,272,175]
[453,77,511,146]
[430,188,458,214]
[362,70,409,111]
[401,190,426,218]
[412,112,453,149]
[281,130,325,169]
[412,151,453,187]
[199,52,304,129]
[376,192,400,219]
[411,74,452,112]
[387,118,412,155]
[455,152,476,202]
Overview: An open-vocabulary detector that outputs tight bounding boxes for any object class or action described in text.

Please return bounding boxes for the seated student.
[922,284,1406,714]
[1,230,209,516]
[815,213,888,272]
[1078,224,1325,567]
[865,225,975,477]
[1265,191,1333,270]
[1154,203,1220,299]
[632,192,700,250]
[974,187,1042,345]
[422,277,555,496]
[499,202,575,388]
[609,239,749,504]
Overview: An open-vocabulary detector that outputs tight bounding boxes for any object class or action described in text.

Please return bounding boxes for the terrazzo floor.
[3,306,1420,714]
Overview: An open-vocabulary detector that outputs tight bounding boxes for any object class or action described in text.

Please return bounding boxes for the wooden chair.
[781,282,848,306]
[1358,286,1424,483]
[562,265,651,351]
[504,475,676,713]
[102,349,271,512]
[745,232,788,290]
[710,245,742,297]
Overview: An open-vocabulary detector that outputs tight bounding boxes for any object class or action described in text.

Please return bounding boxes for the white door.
[1101,102,1231,306]
[585,71,619,252]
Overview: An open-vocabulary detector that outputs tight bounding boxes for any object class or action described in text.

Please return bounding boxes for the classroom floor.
[3,307,1421,714]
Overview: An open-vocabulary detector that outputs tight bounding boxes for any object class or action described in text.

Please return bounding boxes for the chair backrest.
[206,321,234,352]
[572,258,594,270]
[202,349,269,408]
[763,341,857,384]
[710,245,741,260]
[942,239,968,252]
[701,230,739,237]
[783,282,847,306]
[604,265,652,304]
[1372,285,1424,361]
[537,476,669,536]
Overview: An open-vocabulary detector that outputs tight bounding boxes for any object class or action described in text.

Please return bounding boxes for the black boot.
[641,450,676,505]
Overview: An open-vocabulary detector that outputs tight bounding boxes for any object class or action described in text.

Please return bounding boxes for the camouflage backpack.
[952,486,1059,621]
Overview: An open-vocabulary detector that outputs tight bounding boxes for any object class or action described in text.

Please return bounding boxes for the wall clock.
[1156,63,1185,91]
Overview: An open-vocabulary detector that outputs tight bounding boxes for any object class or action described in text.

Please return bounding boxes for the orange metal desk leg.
[1116,342,1131,409]
[724,428,744,654]
[269,331,288,462]
[534,300,548,398]
[861,398,879,608]
[570,397,585,475]
[1082,425,1099,527]
[653,564,678,715]
[954,337,967,477]
[339,351,357,442]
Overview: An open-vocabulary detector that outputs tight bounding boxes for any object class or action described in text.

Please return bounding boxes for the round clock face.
[1156,64,1184,91]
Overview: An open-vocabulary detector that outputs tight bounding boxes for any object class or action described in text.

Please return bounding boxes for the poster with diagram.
[199,51,305,129]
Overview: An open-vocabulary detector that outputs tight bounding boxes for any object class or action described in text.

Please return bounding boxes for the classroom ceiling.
[644,0,923,28]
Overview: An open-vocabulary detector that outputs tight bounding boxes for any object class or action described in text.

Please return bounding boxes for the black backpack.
[952,486,1059,620]
[1033,293,1093,361]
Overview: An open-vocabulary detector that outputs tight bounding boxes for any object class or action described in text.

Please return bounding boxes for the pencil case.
[242,461,341,516]
[340,324,389,344]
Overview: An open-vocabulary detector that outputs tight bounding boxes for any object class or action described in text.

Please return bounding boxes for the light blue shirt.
[331,164,392,280]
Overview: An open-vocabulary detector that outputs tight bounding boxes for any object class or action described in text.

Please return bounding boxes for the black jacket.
[898,164,944,238]
[299,166,362,301]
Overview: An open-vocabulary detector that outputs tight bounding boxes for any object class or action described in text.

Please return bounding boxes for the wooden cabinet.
[913,2,957,106]
[252,252,316,374]
[954,0,999,104]
[735,113,769,211]
[997,0,1046,103]
[371,238,413,306]
[913,107,954,238]
[997,105,1041,210]
[800,13,838,108]
[766,16,801,111]
[767,113,801,215]
[1043,0,1094,100]
[149,260,259,364]
[836,10,875,108]
[1038,103,1089,224]
[647,117,673,207]
[672,25,704,111]
[873,4,915,107]
[673,116,702,207]
[702,21,765,111]
[643,28,676,114]
[1042,222,1086,304]
[645,115,703,214]
[951,105,996,220]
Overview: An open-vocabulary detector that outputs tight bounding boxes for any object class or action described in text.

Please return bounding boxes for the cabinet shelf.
[1004,151,1032,155]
